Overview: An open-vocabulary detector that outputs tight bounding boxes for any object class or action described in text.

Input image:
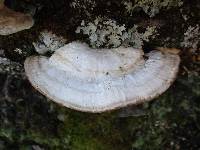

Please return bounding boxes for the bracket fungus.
[24,42,180,113]
[0,0,34,35]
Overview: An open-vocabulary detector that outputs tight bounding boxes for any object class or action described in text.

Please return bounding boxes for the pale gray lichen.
[33,31,67,54]
[76,17,157,48]
[123,0,183,17]
[0,50,25,104]
[14,48,23,55]
[70,0,96,10]
[0,56,24,76]
[181,25,200,50]
[76,18,126,48]
[70,0,96,16]
[122,25,157,48]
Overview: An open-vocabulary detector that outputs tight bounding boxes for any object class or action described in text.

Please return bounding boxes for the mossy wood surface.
[0,0,199,149]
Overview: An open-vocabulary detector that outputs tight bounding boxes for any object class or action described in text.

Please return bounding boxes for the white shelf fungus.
[0,3,34,35]
[24,42,180,113]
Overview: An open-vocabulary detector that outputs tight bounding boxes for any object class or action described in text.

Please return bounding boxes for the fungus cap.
[0,4,34,35]
[24,42,180,113]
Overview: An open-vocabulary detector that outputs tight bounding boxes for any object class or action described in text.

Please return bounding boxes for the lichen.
[181,25,200,50]
[76,17,157,48]
[70,0,96,17]
[33,30,67,54]
[122,25,157,48]
[76,17,126,48]
[0,50,23,75]
[123,0,183,17]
